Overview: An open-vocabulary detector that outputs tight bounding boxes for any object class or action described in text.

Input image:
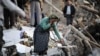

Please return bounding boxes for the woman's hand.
[56,39,65,45]
[57,39,65,46]
[50,20,54,25]
[60,39,65,45]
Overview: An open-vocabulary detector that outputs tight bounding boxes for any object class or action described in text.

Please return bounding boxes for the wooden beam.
[80,5,100,16]
[44,0,63,14]
[69,25,100,48]
[69,25,92,50]
[69,25,90,40]
[89,41,100,48]
[77,18,98,43]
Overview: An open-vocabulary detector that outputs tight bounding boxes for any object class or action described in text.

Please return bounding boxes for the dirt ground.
[43,0,66,24]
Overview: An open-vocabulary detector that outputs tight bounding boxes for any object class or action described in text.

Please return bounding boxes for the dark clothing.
[0,26,4,44]
[30,0,40,2]
[0,0,1,3]
[63,5,76,16]
[4,0,17,29]
[17,0,28,10]
[66,15,73,25]
[34,25,49,55]
[42,13,45,18]
[34,12,38,27]
[18,53,26,56]
[63,0,69,2]
[4,8,15,29]
[0,51,3,56]
[0,26,5,54]
[63,5,76,25]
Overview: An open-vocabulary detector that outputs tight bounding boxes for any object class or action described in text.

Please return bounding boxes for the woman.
[33,15,62,55]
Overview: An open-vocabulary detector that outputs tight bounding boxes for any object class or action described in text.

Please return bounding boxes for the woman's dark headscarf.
[49,14,60,22]
[49,14,58,19]
[49,14,59,19]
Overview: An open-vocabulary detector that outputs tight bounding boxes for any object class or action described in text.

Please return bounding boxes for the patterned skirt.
[33,25,49,54]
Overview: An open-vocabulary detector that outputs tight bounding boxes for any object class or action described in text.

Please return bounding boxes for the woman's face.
[49,18,58,24]
[51,19,58,23]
